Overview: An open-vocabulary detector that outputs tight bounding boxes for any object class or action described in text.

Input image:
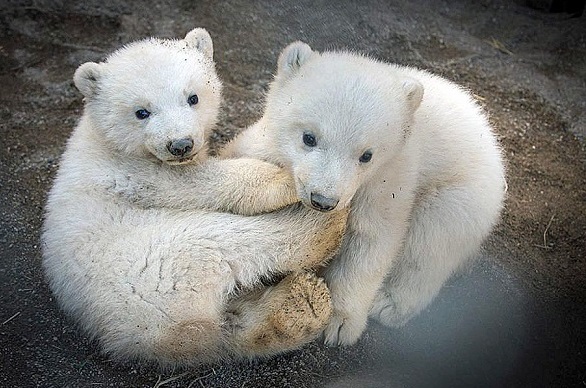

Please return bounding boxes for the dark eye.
[359,150,373,163]
[187,94,199,106]
[135,109,151,120]
[303,132,317,147]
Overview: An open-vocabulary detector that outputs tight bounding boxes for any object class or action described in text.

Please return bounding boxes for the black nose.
[166,137,194,157]
[310,193,339,212]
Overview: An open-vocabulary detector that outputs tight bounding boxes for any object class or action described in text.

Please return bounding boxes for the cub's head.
[74,28,222,165]
[262,42,423,212]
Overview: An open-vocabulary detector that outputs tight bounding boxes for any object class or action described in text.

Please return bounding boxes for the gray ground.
[1,0,585,387]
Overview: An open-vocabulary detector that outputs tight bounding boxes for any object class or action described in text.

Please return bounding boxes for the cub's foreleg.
[114,157,298,215]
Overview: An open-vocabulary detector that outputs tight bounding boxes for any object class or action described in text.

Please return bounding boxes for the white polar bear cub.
[42,30,347,367]
[225,42,506,346]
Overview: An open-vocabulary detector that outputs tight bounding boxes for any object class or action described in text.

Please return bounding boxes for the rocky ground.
[0,0,584,387]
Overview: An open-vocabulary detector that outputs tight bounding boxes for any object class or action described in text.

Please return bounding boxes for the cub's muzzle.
[310,192,339,212]
[167,137,194,157]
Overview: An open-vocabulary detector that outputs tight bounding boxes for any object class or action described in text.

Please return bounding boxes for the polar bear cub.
[42,30,347,367]
[225,42,506,346]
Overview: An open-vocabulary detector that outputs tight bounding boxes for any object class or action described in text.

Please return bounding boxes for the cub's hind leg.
[370,185,503,327]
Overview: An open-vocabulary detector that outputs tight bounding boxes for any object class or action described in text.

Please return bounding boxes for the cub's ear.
[276,41,314,80]
[74,62,102,99]
[402,78,424,113]
[184,28,214,60]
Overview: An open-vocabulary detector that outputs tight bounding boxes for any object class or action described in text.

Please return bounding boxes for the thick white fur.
[225,42,506,346]
[42,31,346,367]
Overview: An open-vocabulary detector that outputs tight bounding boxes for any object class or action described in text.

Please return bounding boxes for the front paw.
[323,310,367,346]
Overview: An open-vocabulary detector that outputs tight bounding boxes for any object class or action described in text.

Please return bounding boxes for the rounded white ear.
[74,62,101,98]
[402,78,424,112]
[277,41,314,79]
[184,28,214,59]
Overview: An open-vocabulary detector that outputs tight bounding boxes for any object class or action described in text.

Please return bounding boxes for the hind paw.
[227,271,332,356]
[370,294,415,328]
[272,271,332,335]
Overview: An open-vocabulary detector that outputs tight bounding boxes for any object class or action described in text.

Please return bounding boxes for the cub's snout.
[309,192,339,212]
[167,137,194,157]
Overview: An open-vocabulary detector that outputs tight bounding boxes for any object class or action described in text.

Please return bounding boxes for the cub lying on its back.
[41,29,347,367]
[225,42,506,346]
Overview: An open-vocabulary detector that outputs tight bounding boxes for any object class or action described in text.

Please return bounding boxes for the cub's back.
[399,66,503,187]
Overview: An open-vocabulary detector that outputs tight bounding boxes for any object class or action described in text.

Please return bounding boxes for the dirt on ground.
[0,0,584,387]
